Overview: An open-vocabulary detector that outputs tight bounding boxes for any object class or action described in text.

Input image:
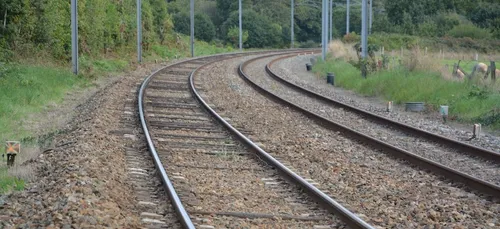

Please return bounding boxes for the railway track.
[195,54,500,227]
[137,51,375,228]
[237,53,500,198]
[268,54,500,163]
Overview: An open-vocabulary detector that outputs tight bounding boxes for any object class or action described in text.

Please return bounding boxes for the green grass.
[313,59,500,129]
[0,63,89,194]
[0,167,25,193]
[0,63,89,141]
[193,40,234,56]
[151,36,234,60]
[80,56,129,75]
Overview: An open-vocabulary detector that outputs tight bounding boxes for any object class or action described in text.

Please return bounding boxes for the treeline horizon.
[1,0,499,61]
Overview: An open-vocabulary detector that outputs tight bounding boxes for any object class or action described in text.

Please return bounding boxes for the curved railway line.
[236,53,500,197]
[138,51,374,228]
[134,51,499,228]
[268,54,500,163]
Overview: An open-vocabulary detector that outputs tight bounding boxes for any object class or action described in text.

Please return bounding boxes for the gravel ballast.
[143,62,341,228]
[275,54,500,153]
[241,55,500,185]
[0,64,167,227]
[196,55,500,228]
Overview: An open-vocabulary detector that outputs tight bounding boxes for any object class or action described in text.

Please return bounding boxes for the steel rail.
[266,54,500,163]
[139,60,198,229]
[238,53,500,198]
[190,54,374,229]
[138,50,310,229]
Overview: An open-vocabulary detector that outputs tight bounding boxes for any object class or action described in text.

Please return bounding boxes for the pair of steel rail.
[138,51,499,229]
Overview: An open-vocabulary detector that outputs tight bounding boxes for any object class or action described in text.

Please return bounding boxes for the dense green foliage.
[0,0,173,61]
[1,0,499,56]
[173,12,215,42]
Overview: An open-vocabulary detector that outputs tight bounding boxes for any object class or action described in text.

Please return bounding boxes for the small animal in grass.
[456,68,465,79]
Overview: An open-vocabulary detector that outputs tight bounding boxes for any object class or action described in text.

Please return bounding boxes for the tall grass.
[313,58,500,129]
[0,168,24,193]
[151,35,234,60]
[0,64,88,141]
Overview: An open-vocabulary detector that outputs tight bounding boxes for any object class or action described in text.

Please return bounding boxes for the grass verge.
[0,35,237,194]
[0,167,25,193]
[151,36,234,60]
[0,63,89,141]
[313,59,500,130]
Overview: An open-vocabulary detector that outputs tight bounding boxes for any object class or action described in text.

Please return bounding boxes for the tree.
[195,13,216,42]
[222,9,282,48]
[173,12,215,42]
[227,26,248,47]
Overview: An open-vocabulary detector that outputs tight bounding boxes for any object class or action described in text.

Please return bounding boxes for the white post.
[190,0,194,57]
[369,0,373,34]
[71,0,79,74]
[239,0,242,51]
[361,0,368,59]
[361,0,368,78]
[321,0,329,60]
[291,0,294,48]
[329,0,333,42]
[346,0,350,34]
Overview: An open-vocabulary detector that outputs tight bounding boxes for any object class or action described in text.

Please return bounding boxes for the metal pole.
[239,0,242,51]
[137,0,142,63]
[291,0,294,48]
[361,0,368,77]
[346,0,350,34]
[321,0,328,60]
[329,0,333,41]
[369,0,373,34]
[190,0,194,57]
[71,0,78,74]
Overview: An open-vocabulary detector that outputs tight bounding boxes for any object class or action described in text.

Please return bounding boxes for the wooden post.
[491,61,496,82]
[452,63,458,77]
[400,46,403,57]
[425,47,427,55]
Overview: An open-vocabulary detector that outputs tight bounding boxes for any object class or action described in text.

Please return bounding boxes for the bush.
[173,13,190,35]
[447,24,493,40]
[418,21,438,37]
[368,33,420,50]
[435,13,462,36]
[0,39,13,62]
[173,12,216,42]
[194,13,216,42]
[221,9,282,48]
[227,27,249,47]
[299,40,317,48]
[343,32,360,43]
